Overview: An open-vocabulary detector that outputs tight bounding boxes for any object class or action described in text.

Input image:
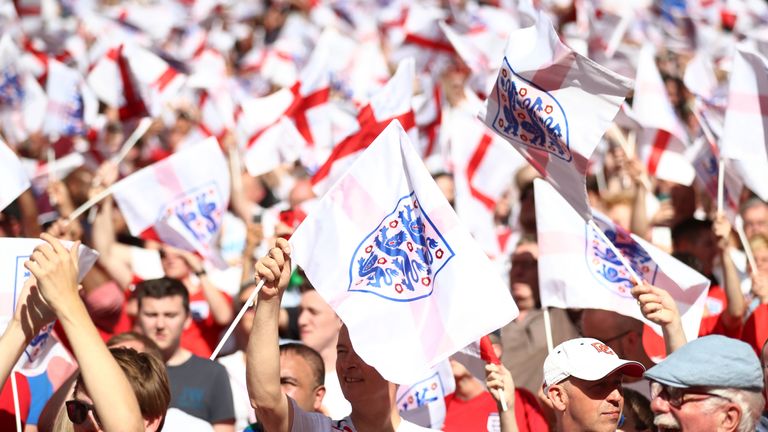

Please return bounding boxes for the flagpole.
[736,217,759,276]
[587,219,642,283]
[210,279,265,360]
[113,117,152,165]
[716,158,725,215]
[11,372,21,432]
[542,307,554,353]
[47,147,57,206]
[67,186,113,221]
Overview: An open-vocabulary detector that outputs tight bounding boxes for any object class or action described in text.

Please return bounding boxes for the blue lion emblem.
[586,214,658,298]
[396,372,446,411]
[348,192,454,302]
[491,57,571,162]
[161,183,224,245]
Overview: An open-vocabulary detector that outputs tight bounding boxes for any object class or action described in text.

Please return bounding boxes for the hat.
[644,335,763,391]
[543,338,645,388]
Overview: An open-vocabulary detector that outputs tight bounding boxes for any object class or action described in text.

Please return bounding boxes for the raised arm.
[713,214,746,330]
[25,234,143,432]
[631,281,686,354]
[485,363,519,432]
[179,250,233,325]
[0,276,56,387]
[246,238,293,432]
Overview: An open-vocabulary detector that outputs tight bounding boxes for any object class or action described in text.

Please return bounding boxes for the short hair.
[135,277,189,313]
[740,197,768,215]
[280,343,325,389]
[701,388,764,432]
[75,348,170,429]
[107,331,163,361]
[671,218,712,249]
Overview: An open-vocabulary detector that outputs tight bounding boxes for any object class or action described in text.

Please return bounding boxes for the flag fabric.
[311,58,417,195]
[633,44,695,186]
[0,139,30,211]
[43,59,87,137]
[111,138,230,267]
[534,179,710,342]
[451,335,501,382]
[478,11,632,221]
[291,120,518,384]
[243,117,306,177]
[688,137,743,222]
[720,45,768,202]
[87,44,149,121]
[396,359,455,429]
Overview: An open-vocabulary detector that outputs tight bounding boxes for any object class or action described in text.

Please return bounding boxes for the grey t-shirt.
[168,354,235,424]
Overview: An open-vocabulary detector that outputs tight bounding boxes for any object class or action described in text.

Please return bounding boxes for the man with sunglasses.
[645,335,764,431]
[543,337,646,432]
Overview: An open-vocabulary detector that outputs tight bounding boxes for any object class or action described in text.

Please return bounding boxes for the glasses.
[649,382,731,408]
[66,400,101,426]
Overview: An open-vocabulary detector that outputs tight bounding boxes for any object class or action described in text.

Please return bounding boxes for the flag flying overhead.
[291,120,518,384]
[534,179,709,341]
[479,11,632,220]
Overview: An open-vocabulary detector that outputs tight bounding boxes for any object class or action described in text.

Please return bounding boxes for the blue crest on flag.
[0,70,24,108]
[348,192,454,302]
[161,183,224,244]
[585,217,658,298]
[396,371,447,411]
[491,58,571,162]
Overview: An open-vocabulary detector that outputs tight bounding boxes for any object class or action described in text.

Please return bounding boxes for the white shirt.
[218,351,258,431]
[291,399,436,431]
[164,408,215,431]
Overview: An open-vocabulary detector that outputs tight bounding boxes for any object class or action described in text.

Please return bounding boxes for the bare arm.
[631,281,686,353]
[485,364,519,432]
[180,251,233,325]
[246,239,293,432]
[17,189,41,238]
[714,215,746,329]
[25,234,143,432]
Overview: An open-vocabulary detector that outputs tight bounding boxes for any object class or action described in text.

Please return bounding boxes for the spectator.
[542,337,645,432]
[135,277,236,431]
[645,335,764,431]
[482,362,550,432]
[742,198,768,240]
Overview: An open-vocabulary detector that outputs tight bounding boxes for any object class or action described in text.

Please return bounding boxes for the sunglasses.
[66,400,101,426]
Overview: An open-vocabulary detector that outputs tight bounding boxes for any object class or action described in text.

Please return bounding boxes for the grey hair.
[700,388,764,432]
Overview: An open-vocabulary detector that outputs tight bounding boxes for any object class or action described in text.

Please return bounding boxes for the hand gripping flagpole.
[210,279,265,360]
[736,216,760,276]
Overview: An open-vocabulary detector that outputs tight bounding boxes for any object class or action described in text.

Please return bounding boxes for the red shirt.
[181,289,232,357]
[0,372,30,429]
[443,389,548,432]
[742,303,768,356]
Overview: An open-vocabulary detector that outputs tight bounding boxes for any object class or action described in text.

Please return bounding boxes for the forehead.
[301,290,332,311]
[513,242,538,258]
[746,205,768,219]
[281,352,312,377]
[140,295,186,312]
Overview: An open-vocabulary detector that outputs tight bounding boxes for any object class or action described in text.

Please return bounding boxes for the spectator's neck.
[166,347,192,367]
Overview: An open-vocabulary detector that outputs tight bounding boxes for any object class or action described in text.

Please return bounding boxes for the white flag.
[291,120,518,384]
[396,359,455,429]
[0,140,31,211]
[534,179,709,341]
[720,45,768,201]
[112,138,230,267]
[479,11,632,220]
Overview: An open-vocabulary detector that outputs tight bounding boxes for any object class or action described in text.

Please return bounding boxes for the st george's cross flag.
[478,11,632,220]
[310,58,417,195]
[534,179,710,341]
[720,45,768,202]
[111,138,230,267]
[0,139,31,212]
[291,120,518,384]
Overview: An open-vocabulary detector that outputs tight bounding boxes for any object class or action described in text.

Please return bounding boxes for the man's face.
[137,295,189,359]
[678,230,718,275]
[298,290,341,353]
[160,247,190,280]
[649,382,730,432]
[335,326,389,406]
[509,242,539,310]
[744,204,768,239]
[761,343,768,400]
[280,352,324,412]
[558,372,624,432]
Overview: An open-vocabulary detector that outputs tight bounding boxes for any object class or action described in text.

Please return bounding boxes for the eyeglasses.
[66,400,101,426]
[649,381,732,409]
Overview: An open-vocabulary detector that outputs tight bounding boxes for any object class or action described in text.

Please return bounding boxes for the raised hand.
[254,238,292,301]
[23,233,81,314]
[13,276,56,341]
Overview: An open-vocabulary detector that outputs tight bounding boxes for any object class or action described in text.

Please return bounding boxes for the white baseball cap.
[543,338,645,389]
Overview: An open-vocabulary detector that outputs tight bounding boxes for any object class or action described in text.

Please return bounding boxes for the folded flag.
[0,139,31,211]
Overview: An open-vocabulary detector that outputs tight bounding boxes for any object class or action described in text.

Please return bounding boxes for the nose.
[650,393,671,414]
[606,387,623,406]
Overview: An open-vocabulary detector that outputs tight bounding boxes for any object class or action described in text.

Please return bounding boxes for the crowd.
[2,0,768,431]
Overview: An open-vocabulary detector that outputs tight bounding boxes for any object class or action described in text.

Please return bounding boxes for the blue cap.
[644,335,763,391]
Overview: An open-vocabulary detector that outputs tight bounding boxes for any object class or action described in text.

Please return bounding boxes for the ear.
[547,384,568,412]
[183,313,193,330]
[720,402,742,432]
[313,385,326,412]
[145,415,164,432]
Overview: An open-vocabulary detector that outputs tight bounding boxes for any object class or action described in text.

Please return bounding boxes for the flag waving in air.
[291,120,518,385]
[534,179,710,342]
[112,138,230,267]
[0,139,30,212]
[479,11,632,220]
